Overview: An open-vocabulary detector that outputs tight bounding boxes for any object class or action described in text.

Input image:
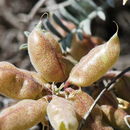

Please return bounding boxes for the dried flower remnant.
[28,21,73,82]
[47,96,78,130]
[0,62,44,99]
[0,97,48,130]
[67,29,120,87]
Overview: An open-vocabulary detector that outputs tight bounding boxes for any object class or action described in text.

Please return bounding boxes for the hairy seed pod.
[28,21,73,82]
[101,105,130,130]
[67,30,120,87]
[0,62,44,99]
[47,96,79,130]
[67,89,113,130]
[70,33,104,61]
[0,98,48,130]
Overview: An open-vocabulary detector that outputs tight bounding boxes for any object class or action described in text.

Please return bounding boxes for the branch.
[20,0,47,23]
[0,0,25,30]
[104,70,130,79]
[78,67,130,130]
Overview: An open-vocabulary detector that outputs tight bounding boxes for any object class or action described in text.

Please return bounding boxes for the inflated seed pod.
[70,33,104,61]
[47,96,79,130]
[0,97,48,130]
[67,89,113,130]
[101,105,130,130]
[67,30,120,87]
[28,21,73,82]
[0,62,45,99]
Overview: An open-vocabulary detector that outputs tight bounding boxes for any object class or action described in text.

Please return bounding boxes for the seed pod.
[67,30,120,87]
[47,96,79,130]
[28,21,73,82]
[0,97,48,130]
[70,33,104,61]
[67,89,113,130]
[101,105,130,130]
[0,62,44,99]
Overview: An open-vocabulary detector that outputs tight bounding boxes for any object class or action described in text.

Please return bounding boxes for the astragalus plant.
[0,19,130,130]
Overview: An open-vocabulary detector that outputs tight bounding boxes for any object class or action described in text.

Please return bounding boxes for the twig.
[104,70,130,79]
[28,0,46,21]
[78,67,130,130]
[0,0,25,30]
[20,0,47,23]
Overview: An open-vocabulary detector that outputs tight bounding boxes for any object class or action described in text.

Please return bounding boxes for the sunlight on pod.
[67,26,120,87]
[0,97,48,130]
[28,21,73,82]
[47,96,79,130]
[0,62,45,99]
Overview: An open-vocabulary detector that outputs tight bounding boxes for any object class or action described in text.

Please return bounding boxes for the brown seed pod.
[70,33,104,61]
[101,105,130,130]
[0,97,48,130]
[67,89,113,130]
[47,96,79,130]
[67,29,120,87]
[0,62,45,99]
[28,21,73,82]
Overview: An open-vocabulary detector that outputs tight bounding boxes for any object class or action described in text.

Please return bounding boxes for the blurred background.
[0,0,130,129]
[0,0,130,71]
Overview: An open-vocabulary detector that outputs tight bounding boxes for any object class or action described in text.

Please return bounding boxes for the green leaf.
[45,19,63,39]
[24,31,30,37]
[80,18,91,35]
[60,33,73,51]
[77,29,83,41]
[97,9,106,21]
[59,122,67,130]
[106,0,115,7]
[69,0,86,17]
[52,13,70,33]
[19,43,28,50]
[59,6,79,25]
